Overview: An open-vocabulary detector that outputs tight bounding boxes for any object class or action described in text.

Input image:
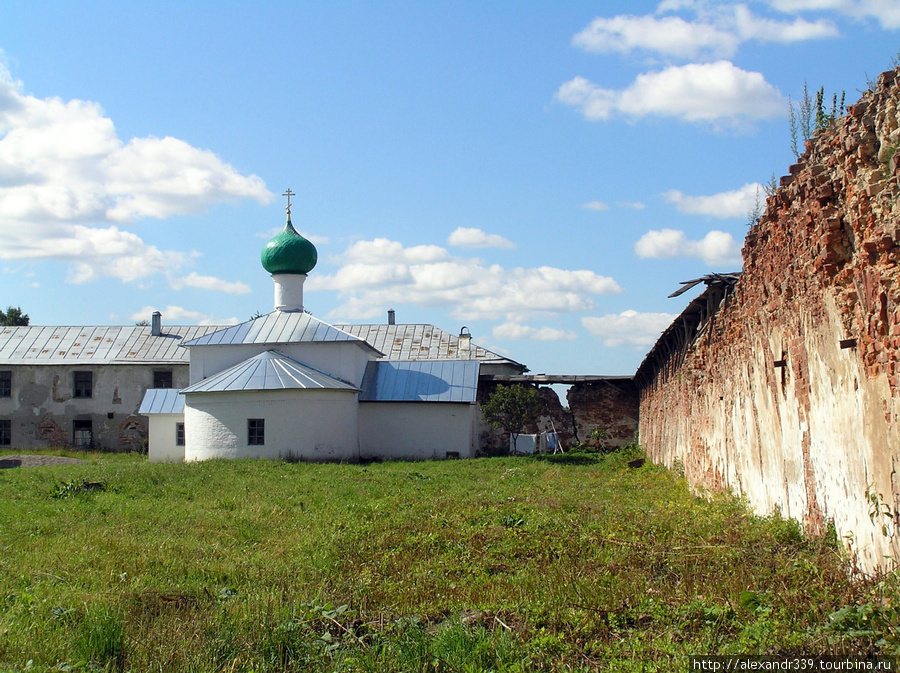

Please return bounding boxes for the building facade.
[138,206,525,462]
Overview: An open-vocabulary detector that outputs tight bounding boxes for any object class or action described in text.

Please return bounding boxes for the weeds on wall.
[790,82,846,159]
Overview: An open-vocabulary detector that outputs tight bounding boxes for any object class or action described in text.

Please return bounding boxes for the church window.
[0,371,10,397]
[73,371,92,398]
[0,420,10,446]
[154,370,173,389]
[176,422,185,446]
[248,419,265,445]
[73,420,92,448]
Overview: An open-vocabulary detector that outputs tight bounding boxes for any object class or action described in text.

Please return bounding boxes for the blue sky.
[0,1,898,375]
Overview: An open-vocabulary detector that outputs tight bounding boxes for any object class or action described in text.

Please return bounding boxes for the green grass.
[0,446,897,672]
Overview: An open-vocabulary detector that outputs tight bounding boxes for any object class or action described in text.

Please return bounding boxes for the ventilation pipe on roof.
[458,326,471,357]
[387,309,396,325]
[151,311,162,337]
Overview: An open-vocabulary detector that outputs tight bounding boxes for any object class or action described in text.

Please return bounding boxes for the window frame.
[72,419,93,448]
[153,370,173,389]
[0,419,10,446]
[248,418,265,446]
[175,422,185,447]
[0,371,10,398]
[73,371,93,399]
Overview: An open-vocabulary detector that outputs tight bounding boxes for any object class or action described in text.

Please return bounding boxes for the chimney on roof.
[151,311,162,337]
[458,326,471,357]
[387,309,396,325]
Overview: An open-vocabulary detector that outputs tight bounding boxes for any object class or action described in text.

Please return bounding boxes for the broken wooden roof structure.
[634,272,741,389]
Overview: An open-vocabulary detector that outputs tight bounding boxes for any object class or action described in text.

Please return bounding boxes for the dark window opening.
[0,420,10,446]
[0,371,10,398]
[73,420,93,449]
[248,419,265,446]
[73,371,93,398]
[176,422,185,447]
[153,370,173,389]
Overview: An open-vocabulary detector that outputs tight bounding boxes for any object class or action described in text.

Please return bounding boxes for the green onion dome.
[261,215,317,275]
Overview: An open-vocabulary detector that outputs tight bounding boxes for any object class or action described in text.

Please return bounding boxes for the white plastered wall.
[183,389,359,462]
[147,414,185,463]
[358,402,476,460]
[187,342,372,388]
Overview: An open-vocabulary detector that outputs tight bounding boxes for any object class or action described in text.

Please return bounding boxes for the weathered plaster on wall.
[638,69,900,572]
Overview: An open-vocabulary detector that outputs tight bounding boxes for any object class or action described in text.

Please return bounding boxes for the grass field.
[0,446,897,672]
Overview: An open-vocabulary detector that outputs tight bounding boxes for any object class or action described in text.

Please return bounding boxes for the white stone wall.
[184,389,360,461]
[358,402,476,460]
[147,414,185,462]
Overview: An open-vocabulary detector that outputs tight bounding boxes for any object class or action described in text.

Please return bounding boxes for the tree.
[0,306,29,326]
[481,384,543,447]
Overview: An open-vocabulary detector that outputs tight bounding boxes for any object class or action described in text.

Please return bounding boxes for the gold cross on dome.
[282,188,295,215]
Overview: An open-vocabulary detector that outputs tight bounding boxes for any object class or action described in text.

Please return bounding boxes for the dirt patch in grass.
[0,454,86,469]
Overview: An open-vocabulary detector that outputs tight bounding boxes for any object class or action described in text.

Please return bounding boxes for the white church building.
[139,200,525,462]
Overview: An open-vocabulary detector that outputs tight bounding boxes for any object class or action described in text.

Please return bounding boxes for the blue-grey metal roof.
[180,350,361,394]
[0,325,223,365]
[359,360,480,403]
[139,388,185,414]
[182,312,380,353]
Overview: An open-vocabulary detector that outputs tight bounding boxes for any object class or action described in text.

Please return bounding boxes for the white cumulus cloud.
[571,5,837,60]
[556,62,785,126]
[492,322,577,341]
[0,64,271,284]
[663,182,762,218]
[582,310,677,347]
[766,0,900,29]
[573,14,738,59]
[170,272,252,295]
[582,200,610,211]
[130,305,239,326]
[308,238,622,321]
[447,227,515,249]
[634,228,743,265]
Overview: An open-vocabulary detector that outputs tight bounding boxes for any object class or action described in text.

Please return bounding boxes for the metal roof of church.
[359,360,480,403]
[334,323,519,366]
[180,350,360,394]
[0,325,222,365]
[182,312,379,352]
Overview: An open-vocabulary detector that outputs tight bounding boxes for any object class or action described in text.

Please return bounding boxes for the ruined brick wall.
[568,380,639,449]
[638,69,900,572]
[477,380,638,453]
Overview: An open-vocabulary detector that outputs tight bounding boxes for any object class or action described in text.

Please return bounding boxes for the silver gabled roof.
[359,360,480,403]
[182,312,380,354]
[0,325,222,365]
[180,350,361,394]
[335,323,522,368]
[139,388,185,414]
